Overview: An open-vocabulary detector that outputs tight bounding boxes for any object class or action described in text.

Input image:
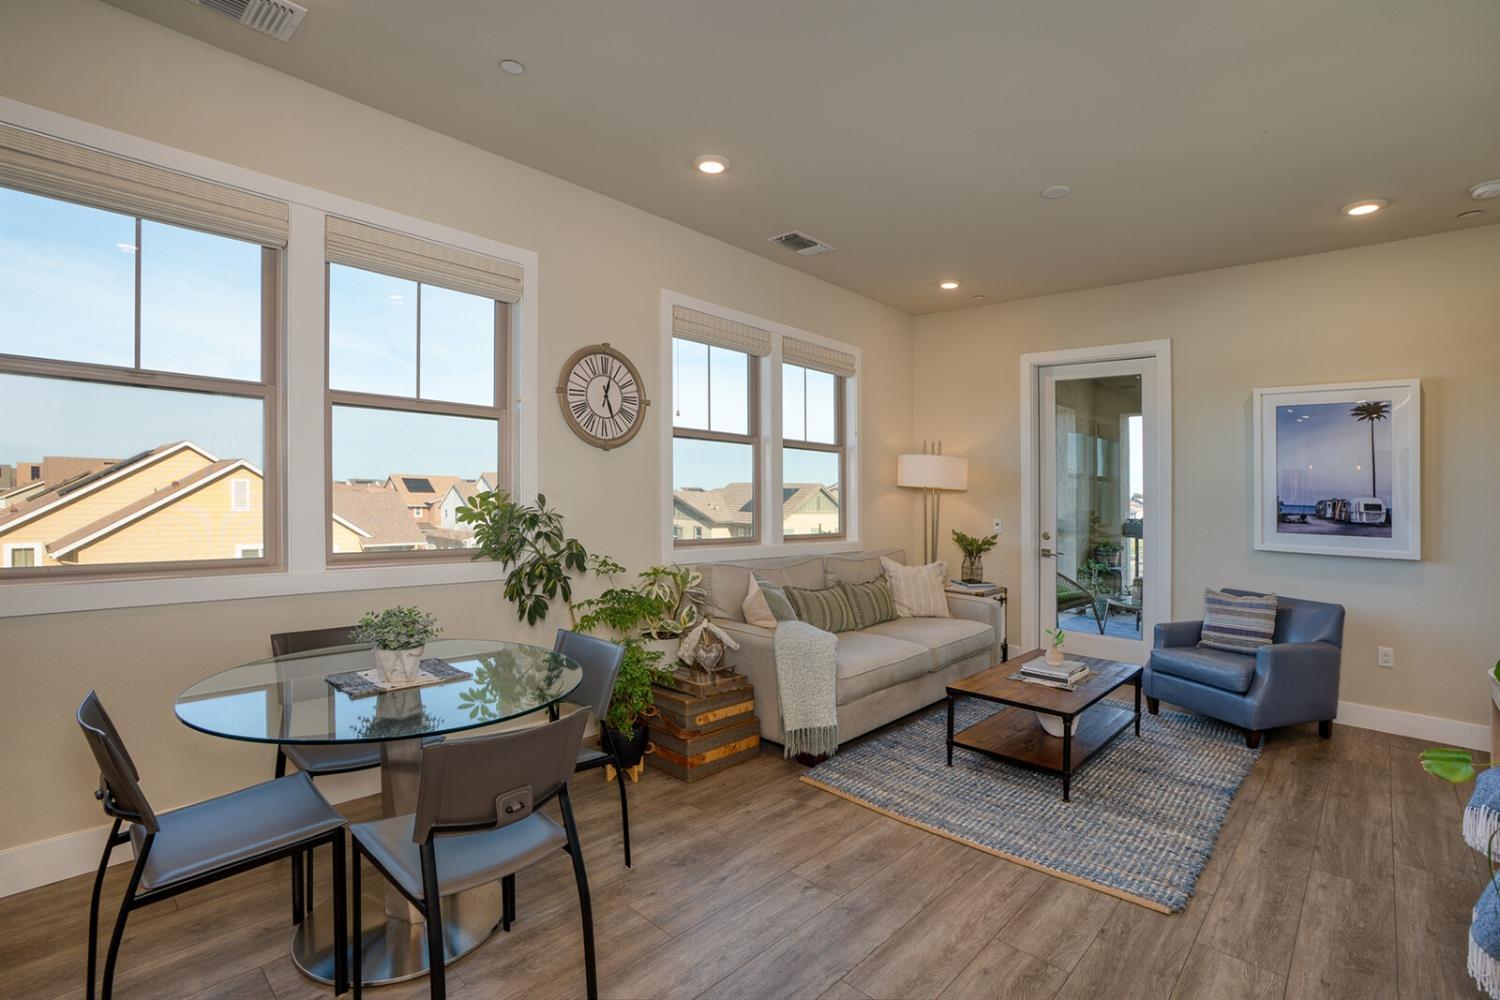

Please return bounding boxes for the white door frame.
[1018,340,1173,656]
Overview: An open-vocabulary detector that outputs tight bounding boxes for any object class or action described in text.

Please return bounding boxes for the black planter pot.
[603,722,651,769]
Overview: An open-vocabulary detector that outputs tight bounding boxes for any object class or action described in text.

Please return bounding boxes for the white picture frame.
[1253,379,1421,560]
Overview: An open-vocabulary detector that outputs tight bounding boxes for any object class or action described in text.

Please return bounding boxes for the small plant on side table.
[1043,627,1066,666]
[952,530,998,584]
[351,606,441,685]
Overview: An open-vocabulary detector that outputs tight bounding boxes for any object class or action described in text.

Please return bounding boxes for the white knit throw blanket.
[774,621,839,759]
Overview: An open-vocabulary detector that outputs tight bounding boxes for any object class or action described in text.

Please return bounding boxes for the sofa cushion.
[834,632,932,705]
[756,557,827,591]
[785,584,858,634]
[861,617,993,669]
[1199,588,1277,654]
[698,562,753,622]
[881,557,950,618]
[745,574,798,627]
[844,579,898,629]
[1149,645,1257,694]
[825,549,907,586]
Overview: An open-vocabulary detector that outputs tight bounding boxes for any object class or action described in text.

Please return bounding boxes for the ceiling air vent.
[767,231,837,257]
[190,0,308,42]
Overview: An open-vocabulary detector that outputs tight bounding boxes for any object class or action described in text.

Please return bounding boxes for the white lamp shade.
[897,453,968,491]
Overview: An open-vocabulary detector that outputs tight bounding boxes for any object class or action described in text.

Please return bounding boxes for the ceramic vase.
[374,646,423,686]
[1045,645,1065,667]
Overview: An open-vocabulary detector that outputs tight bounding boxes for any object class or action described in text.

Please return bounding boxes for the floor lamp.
[898,443,969,565]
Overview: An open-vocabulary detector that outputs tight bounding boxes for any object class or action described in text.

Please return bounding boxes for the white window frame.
[659,289,861,562]
[3,543,42,569]
[0,98,539,618]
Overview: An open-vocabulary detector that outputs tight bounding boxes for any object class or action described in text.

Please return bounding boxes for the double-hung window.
[324,217,519,561]
[0,123,283,577]
[668,301,857,551]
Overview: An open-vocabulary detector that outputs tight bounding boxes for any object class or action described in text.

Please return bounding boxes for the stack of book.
[946,580,1005,598]
[1018,658,1093,689]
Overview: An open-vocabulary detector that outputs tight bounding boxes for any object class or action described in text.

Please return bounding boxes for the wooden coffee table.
[945,650,1143,801]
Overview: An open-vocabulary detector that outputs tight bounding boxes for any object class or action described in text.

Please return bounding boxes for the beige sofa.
[689,549,1008,747]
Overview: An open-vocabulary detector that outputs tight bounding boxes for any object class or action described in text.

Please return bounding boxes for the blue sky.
[1275,400,1392,502]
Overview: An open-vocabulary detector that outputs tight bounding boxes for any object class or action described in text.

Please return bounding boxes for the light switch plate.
[992,518,1003,535]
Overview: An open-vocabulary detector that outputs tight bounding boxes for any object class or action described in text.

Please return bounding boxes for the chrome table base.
[291,882,502,985]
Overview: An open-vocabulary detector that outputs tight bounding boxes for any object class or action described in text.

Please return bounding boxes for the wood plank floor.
[0,721,1486,1000]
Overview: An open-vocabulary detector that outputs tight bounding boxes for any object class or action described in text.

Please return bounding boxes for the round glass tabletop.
[175,638,582,745]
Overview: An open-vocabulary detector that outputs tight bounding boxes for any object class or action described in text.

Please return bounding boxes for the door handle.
[1041,548,1063,558]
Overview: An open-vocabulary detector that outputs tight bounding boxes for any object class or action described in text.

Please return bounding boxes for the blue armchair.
[1144,589,1344,748]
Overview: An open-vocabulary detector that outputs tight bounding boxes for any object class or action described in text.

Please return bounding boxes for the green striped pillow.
[843,578,897,629]
[784,583,858,634]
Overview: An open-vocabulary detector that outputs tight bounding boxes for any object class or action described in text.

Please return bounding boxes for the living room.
[1,2,1497,999]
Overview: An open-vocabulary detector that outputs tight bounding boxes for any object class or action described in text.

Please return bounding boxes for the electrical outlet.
[1377,646,1395,668]
[992,518,1003,535]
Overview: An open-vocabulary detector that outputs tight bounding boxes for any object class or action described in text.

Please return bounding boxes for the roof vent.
[190,0,308,42]
[767,231,836,256]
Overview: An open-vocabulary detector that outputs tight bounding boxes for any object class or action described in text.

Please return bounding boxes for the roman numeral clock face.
[556,345,649,449]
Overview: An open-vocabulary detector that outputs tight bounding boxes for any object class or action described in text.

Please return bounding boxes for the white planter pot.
[374,646,424,686]
[1045,646,1065,667]
[1037,711,1081,738]
[642,636,681,669]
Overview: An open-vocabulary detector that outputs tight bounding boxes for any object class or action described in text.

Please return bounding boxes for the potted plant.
[1043,626,1067,666]
[457,491,591,625]
[952,529,998,584]
[351,606,441,685]
[1088,512,1123,568]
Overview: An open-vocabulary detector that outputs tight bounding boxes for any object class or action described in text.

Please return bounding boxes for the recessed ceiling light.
[1470,180,1500,200]
[971,294,986,302]
[939,280,961,290]
[1040,185,1072,200]
[1340,199,1387,217]
[694,155,729,175]
[499,59,525,75]
[1457,209,1486,221]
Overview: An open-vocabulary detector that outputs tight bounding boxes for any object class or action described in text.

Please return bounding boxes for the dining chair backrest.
[270,625,359,657]
[411,710,588,843]
[552,629,626,721]
[76,691,159,833]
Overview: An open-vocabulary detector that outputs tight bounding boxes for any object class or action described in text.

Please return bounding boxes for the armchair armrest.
[946,593,1007,661]
[1249,641,1342,729]
[1154,619,1203,648]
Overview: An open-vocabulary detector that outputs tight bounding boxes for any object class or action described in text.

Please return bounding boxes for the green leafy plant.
[952,530,998,559]
[1078,558,1112,593]
[1420,658,1500,782]
[350,607,441,650]
[1088,512,1122,556]
[605,639,673,734]
[1044,627,1066,650]
[457,491,590,625]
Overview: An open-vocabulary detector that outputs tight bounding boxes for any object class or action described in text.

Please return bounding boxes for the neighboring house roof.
[386,474,471,510]
[418,524,474,549]
[0,441,218,536]
[332,484,428,549]
[441,481,477,506]
[47,459,255,558]
[672,482,837,528]
[0,481,50,503]
[477,472,500,492]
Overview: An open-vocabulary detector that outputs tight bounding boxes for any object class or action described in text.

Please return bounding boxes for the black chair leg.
[351,840,364,1000]
[291,850,305,924]
[1318,719,1333,739]
[274,748,288,778]
[85,821,121,1000]
[614,756,632,868]
[102,840,150,1000]
[331,833,349,996]
[1146,696,1160,715]
[502,873,515,931]
[559,788,598,1000]
[420,844,446,1000]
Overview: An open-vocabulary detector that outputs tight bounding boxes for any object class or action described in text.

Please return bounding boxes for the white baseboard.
[1337,700,1489,751]
[0,769,381,899]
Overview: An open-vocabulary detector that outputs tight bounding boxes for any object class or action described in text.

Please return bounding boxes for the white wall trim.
[1018,339,1173,652]
[1336,700,1488,751]
[0,98,539,618]
[658,289,862,564]
[0,769,380,899]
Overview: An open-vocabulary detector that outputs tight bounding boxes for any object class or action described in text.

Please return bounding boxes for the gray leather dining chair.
[77,691,349,999]
[553,629,632,866]
[349,710,597,1000]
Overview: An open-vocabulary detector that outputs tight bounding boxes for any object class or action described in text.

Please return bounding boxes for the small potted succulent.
[952,529,998,584]
[1043,626,1067,666]
[351,606,441,685]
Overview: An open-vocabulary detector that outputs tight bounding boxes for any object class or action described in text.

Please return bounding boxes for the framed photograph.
[1253,379,1421,560]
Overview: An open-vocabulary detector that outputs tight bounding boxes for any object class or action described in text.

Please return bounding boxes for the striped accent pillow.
[880,557,951,618]
[843,579,897,629]
[1199,589,1278,654]
[784,584,858,634]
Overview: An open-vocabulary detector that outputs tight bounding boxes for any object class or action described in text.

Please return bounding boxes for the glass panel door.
[1038,359,1156,661]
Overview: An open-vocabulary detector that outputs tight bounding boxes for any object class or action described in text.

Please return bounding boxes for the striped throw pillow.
[880,557,951,618]
[1199,589,1278,654]
[843,579,897,629]
[784,584,858,634]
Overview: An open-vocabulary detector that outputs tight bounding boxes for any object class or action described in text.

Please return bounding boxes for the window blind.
[0,123,289,247]
[783,337,857,378]
[671,305,772,357]
[325,216,523,304]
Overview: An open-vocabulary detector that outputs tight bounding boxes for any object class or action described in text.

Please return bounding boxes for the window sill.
[0,559,505,618]
[668,538,862,564]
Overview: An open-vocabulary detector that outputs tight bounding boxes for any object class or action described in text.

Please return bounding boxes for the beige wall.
[913,225,1500,728]
[0,1,916,851]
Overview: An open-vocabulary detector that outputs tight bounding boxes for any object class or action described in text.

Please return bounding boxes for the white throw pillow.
[880,557,950,618]
[742,577,779,628]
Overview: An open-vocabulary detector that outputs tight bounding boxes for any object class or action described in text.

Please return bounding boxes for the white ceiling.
[106,0,1500,315]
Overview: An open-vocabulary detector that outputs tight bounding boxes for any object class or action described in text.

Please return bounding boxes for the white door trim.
[1018,340,1173,655]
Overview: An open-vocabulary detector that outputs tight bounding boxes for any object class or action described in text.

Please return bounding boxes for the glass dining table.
[175,638,583,986]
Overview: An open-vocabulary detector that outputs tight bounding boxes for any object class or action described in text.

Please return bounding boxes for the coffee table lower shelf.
[948,702,1136,801]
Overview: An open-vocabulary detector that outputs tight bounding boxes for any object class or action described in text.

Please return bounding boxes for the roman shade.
[0,123,289,247]
[325,216,524,304]
[671,305,772,357]
[783,336,857,378]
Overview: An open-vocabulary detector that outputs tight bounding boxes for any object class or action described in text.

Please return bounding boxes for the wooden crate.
[646,672,761,782]
[651,679,756,733]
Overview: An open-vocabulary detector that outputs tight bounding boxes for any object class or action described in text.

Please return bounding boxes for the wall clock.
[556,343,650,450]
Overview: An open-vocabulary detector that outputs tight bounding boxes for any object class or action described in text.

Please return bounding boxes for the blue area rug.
[801,700,1257,912]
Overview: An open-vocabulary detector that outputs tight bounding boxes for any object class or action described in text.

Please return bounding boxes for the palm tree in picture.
[1350,400,1390,496]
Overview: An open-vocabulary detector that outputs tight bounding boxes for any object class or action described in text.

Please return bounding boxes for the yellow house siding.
[69,474,264,564]
[332,520,363,553]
